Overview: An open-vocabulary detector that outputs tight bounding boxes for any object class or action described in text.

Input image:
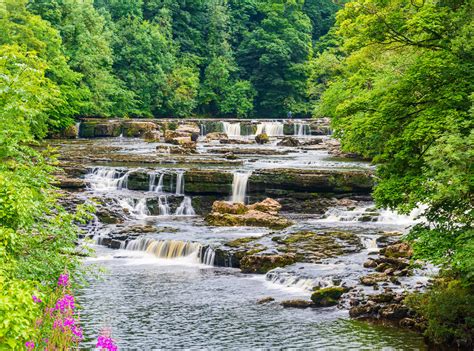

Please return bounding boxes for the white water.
[75,122,81,138]
[175,170,185,195]
[255,122,284,136]
[125,238,215,265]
[118,198,149,219]
[222,122,241,137]
[318,206,425,225]
[158,195,171,216]
[149,171,165,193]
[294,123,310,137]
[231,171,252,203]
[175,197,196,216]
[87,167,129,190]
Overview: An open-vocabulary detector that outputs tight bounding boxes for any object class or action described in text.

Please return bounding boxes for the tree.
[237,0,313,117]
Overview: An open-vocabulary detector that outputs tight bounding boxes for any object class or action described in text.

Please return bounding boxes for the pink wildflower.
[96,335,118,351]
[25,341,34,350]
[54,294,75,312]
[58,274,69,286]
[32,295,42,304]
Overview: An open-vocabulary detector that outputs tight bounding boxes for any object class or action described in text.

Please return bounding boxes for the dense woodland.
[0,0,472,349]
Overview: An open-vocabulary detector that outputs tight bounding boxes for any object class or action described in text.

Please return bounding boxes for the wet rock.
[369,293,395,303]
[164,130,192,143]
[219,138,253,145]
[376,232,402,248]
[247,198,282,215]
[79,121,122,138]
[156,144,196,154]
[257,297,275,304]
[311,286,348,307]
[379,304,409,320]
[277,137,300,147]
[240,254,296,274]
[381,242,413,258]
[349,301,378,318]
[212,201,248,215]
[123,121,157,137]
[360,273,389,286]
[205,132,228,141]
[363,259,378,268]
[110,240,123,250]
[176,123,199,135]
[191,132,200,142]
[206,210,292,229]
[255,133,269,144]
[143,130,161,142]
[56,176,86,189]
[280,300,314,308]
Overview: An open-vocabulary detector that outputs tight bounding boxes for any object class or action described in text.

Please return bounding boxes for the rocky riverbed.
[49,118,434,349]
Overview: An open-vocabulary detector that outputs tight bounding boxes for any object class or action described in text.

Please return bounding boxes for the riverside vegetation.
[0,0,472,349]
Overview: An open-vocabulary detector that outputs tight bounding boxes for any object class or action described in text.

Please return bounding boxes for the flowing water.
[67,119,429,350]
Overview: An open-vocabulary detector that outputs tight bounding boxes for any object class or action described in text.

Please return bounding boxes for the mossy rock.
[311,286,348,307]
[240,254,296,274]
[255,133,269,144]
[225,236,261,248]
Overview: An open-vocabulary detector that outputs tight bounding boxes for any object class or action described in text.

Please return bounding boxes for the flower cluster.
[57,274,69,287]
[32,295,42,304]
[96,335,118,351]
[25,341,34,350]
[54,294,75,312]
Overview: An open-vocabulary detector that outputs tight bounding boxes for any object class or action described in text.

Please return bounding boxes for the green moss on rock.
[311,286,348,307]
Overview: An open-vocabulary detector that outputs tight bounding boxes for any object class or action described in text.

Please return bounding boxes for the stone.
[122,121,157,137]
[277,137,300,147]
[311,286,348,307]
[360,273,389,286]
[143,130,161,142]
[240,254,297,274]
[176,123,200,134]
[379,304,409,320]
[280,300,314,308]
[257,297,275,304]
[247,198,282,215]
[369,293,395,303]
[212,201,248,215]
[349,302,378,318]
[205,132,228,141]
[255,133,269,144]
[363,259,378,268]
[56,176,86,189]
[206,210,293,229]
[381,242,413,258]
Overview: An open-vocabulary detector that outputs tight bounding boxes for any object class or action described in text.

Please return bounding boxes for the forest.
[0,0,472,350]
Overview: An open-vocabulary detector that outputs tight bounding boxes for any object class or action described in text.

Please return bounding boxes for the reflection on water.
[78,247,426,350]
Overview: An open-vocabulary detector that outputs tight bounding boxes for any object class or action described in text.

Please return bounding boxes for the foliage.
[316,0,473,281]
[406,278,474,347]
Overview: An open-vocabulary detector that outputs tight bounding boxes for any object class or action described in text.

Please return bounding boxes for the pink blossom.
[96,335,118,351]
[32,295,42,304]
[54,294,75,312]
[58,274,69,286]
[25,341,34,350]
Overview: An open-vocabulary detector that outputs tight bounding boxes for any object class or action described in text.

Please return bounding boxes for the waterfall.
[175,171,185,195]
[231,171,252,203]
[125,238,215,265]
[265,270,318,292]
[294,123,309,136]
[175,197,195,216]
[158,195,171,216]
[222,122,241,137]
[87,167,129,190]
[149,171,166,193]
[118,198,149,219]
[255,122,283,136]
[200,123,207,136]
[75,122,81,138]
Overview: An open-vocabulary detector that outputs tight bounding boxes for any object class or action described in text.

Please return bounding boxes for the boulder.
[311,286,348,307]
[212,201,248,215]
[360,273,389,286]
[277,137,300,147]
[280,300,314,308]
[255,133,269,144]
[381,242,413,258]
[205,132,228,141]
[164,130,192,142]
[257,297,275,304]
[379,304,409,320]
[240,254,296,274]
[122,121,157,137]
[143,130,161,142]
[176,123,200,134]
[247,198,282,215]
[206,210,293,229]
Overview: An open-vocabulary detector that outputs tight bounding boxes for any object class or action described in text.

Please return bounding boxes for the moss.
[311,286,348,307]
[226,236,261,248]
[240,254,296,274]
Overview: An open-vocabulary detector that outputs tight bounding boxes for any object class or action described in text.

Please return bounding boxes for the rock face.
[143,130,161,142]
[240,254,296,274]
[311,286,348,307]
[255,133,269,144]
[80,121,122,138]
[206,198,293,229]
[277,137,300,147]
[122,121,157,137]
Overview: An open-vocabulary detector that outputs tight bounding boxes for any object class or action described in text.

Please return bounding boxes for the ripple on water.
[77,251,426,350]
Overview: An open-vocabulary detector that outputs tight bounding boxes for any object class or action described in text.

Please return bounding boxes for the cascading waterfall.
[158,195,171,216]
[149,171,165,193]
[231,171,252,203]
[200,123,207,136]
[75,122,81,138]
[294,123,310,137]
[118,198,149,219]
[265,269,319,292]
[222,122,241,137]
[255,122,284,136]
[125,238,215,265]
[87,167,129,190]
[175,171,185,195]
[175,197,195,216]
